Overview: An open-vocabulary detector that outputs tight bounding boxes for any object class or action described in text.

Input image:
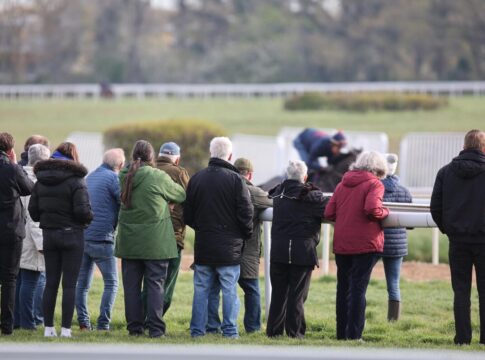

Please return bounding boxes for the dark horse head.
[308,148,362,192]
[259,148,362,193]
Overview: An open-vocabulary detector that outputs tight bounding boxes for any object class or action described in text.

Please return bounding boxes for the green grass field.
[1,96,484,155]
[1,274,483,350]
[1,96,475,263]
[0,97,482,348]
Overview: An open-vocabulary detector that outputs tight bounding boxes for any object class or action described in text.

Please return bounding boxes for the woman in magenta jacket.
[324,151,389,341]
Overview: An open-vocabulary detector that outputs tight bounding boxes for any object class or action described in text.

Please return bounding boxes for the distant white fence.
[399,132,465,193]
[2,81,485,99]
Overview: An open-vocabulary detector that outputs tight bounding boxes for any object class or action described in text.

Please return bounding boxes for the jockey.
[293,128,347,172]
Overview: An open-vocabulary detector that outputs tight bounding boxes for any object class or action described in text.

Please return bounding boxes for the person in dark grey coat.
[184,137,253,338]
[431,129,485,345]
[207,158,272,334]
[0,133,34,335]
[380,154,412,322]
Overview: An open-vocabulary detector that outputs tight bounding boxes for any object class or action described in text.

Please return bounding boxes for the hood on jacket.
[382,175,399,192]
[341,170,377,188]
[450,149,485,179]
[34,159,88,185]
[269,179,323,202]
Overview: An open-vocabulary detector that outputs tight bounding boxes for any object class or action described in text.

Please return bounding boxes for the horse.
[259,148,362,193]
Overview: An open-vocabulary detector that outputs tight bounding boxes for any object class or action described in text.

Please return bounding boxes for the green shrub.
[103,119,227,175]
[284,92,448,112]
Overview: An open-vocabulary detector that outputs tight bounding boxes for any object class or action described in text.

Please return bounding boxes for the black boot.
[388,300,400,321]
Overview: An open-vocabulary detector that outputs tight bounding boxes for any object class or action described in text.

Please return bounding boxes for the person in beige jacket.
[14,144,50,330]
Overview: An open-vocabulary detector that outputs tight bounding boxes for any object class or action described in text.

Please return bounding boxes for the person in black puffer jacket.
[28,142,93,338]
[431,129,485,345]
[266,160,328,338]
[380,154,412,322]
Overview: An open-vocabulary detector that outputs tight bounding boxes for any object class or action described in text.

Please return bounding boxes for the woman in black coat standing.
[28,142,93,337]
[266,160,327,338]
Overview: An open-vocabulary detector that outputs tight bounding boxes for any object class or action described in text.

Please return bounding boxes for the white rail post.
[263,221,272,321]
[321,224,331,276]
[431,228,440,265]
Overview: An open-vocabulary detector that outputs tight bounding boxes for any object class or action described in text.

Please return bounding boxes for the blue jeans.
[75,241,118,330]
[191,265,240,338]
[33,272,45,326]
[14,269,41,329]
[382,257,403,301]
[208,277,261,333]
[293,137,310,164]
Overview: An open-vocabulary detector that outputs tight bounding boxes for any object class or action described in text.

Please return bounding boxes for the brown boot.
[388,300,401,321]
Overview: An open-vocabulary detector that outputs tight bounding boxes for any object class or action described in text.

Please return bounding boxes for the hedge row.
[103,120,227,175]
[284,92,448,112]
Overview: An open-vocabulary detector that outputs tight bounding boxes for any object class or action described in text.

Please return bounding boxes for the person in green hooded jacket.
[115,140,186,338]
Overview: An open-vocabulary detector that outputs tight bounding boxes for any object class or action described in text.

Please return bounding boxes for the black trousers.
[335,253,379,340]
[449,241,485,345]
[42,228,84,328]
[0,238,22,334]
[266,262,313,338]
[122,259,169,337]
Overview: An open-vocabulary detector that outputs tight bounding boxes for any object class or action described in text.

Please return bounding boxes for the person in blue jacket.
[380,153,412,321]
[75,148,125,331]
[293,128,347,172]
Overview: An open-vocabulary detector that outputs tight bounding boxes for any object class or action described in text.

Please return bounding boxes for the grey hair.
[350,151,388,179]
[160,154,180,163]
[28,144,50,165]
[103,148,125,169]
[209,137,232,160]
[286,160,308,182]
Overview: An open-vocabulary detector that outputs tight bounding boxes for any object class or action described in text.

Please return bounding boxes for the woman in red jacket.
[324,151,389,341]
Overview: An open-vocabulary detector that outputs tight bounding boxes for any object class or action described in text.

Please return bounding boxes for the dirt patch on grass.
[179,255,451,282]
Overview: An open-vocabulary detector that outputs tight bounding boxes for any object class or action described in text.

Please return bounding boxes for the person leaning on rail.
[324,151,389,341]
[431,129,485,345]
[266,160,328,338]
[379,154,412,322]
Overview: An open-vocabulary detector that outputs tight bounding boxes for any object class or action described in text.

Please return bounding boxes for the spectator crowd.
[0,129,484,345]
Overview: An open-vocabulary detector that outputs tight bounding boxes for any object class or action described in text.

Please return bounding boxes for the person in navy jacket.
[293,128,347,172]
[75,148,125,331]
[380,154,412,322]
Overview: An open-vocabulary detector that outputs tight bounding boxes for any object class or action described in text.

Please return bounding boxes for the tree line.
[0,0,484,84]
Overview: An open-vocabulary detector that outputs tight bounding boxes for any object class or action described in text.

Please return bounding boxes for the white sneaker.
[60,327,72,338]
[44,327,57,337]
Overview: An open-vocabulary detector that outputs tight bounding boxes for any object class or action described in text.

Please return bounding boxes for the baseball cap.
[159,142,180,156]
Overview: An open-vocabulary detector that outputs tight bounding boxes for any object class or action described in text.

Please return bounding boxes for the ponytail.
[120,140,155,209]
[121,158,141,208]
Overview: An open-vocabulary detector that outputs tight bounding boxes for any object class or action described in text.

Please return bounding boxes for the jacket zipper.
[289,239,292,264]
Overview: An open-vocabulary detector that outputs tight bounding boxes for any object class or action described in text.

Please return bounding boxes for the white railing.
[1,81,485,99]
[260,202,438,318]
